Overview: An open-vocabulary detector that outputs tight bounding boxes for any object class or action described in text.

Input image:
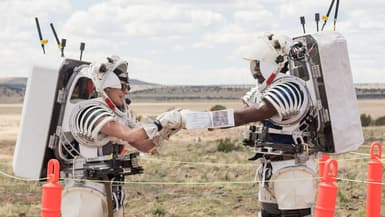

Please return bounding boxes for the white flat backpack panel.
[13,66,58,178]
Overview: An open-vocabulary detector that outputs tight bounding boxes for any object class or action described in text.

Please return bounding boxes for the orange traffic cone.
[366,142,382,217]
[318,153,330,177]
[41,159,62,217]
[315,159,338,217]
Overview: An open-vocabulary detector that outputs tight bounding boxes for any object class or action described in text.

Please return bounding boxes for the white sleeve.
[262,81,305,121]
[241,87,261,106]
[71,104,115,146]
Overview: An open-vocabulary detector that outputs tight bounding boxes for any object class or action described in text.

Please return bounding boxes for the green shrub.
[210,104,226,111]
[374,116,385,126]
[217,138,237,153]
[152,204,166,217]
[360,113,372,127]
[136,115,142,122]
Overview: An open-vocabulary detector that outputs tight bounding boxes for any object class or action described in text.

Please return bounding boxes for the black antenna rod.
[35,17,48,54]
[321,0,336,31]
[61,38,67,57]
[80,42,85,61]
[333,0,340,30]
[300,16,306,34]
[50,23,62,55]
[315,13,320,32]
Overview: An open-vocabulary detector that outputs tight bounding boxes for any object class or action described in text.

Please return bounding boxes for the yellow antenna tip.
[322,16,328,21]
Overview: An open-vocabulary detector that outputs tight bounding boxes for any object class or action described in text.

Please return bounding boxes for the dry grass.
[357,99,385,118]
[0,100,385,216]
[0,104,23,115]
[2,99,384,117]
[129,100,243,117]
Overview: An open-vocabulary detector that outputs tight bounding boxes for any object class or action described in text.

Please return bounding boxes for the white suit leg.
[258,155,317,215]
[61,186,108,217]
[61,180,125,217]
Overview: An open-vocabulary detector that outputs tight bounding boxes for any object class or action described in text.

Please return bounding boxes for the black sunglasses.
[121,83,131,92]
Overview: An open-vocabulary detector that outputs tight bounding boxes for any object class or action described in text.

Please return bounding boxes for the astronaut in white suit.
[59,56,184,217]
[179,33,317,216]
[236,33,317,217]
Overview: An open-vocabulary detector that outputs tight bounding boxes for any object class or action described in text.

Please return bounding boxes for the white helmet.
[75,56,129,111]
[91,56,129,92]
[244,33,292,84]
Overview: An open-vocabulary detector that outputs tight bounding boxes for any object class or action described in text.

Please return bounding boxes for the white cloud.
[193,25,254,48]
[352,66,385,83]
[64,2,225,38]
[0,0,385,85]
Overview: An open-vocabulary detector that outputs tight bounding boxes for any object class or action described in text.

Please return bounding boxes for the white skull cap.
[92,56,128,91]
[243,33,293,79]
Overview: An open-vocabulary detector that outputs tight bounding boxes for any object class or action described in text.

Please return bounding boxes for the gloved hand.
[154,108,185,139]
[142,109,190,142]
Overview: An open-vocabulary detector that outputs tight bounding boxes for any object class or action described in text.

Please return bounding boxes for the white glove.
[142,108,186,143]
[155,108,184,139]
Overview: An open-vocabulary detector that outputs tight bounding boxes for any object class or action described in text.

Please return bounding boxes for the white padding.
[272,166,317,210]
[61,187,108,217]
[13,66,58,179]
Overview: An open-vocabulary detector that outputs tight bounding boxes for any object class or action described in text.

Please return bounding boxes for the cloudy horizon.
[1,0,384,85]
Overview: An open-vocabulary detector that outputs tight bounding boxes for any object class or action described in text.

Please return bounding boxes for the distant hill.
[0,77,160,103]
[0,77,27,103]
[0,77,156,89]
[0,77,28,89]
[130,79,158,86]
[0,77,384,103]
[129,85,252,101]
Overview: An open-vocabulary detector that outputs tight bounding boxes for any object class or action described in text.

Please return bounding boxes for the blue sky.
[1,0,384,85]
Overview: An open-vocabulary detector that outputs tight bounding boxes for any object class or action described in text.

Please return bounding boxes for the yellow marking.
[40,39,48,45]
[322,16,328,21]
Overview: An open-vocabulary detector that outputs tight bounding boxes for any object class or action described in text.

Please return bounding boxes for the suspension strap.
[103,177,114,217]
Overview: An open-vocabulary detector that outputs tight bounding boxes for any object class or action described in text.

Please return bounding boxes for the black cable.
[300,16,306,34]
[315,13,320,32]
[61,38,67,57]
[80,42,85,60]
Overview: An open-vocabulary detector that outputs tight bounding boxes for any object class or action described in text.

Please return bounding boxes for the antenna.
[50,23,62,52]
[35,17,48,54]
[61,38,67,57]
[80,42,85,61]
[321,0,336,31]
[333,0,340,30]
[315,13,320,32]
[300,16,306,34]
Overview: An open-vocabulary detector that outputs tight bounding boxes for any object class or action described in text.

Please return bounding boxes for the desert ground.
[0,100,385,217]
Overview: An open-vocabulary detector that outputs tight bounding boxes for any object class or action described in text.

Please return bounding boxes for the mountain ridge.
[0,77,384,103]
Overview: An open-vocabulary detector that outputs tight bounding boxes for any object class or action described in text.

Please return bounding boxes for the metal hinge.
[55,126,62,136]
[48,134,57,149]
[321,108,330,122]
[48,126,62,149]
[57,89,66,103]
